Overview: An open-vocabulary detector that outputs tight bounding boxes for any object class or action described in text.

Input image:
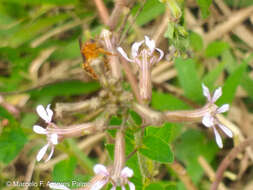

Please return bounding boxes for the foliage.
[0,0,252,190]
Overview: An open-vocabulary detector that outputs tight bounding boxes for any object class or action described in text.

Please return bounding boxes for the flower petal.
[155,48,164,62]
[144,36,155,54]
[33,125,47,134]
[212,87,222,103]
[131,41,144,58]
[117,47,134,62]
[202,83,211,102]
[202,113,214,127]
[218,123,233,138]
[128,182,135,190]
[45,146,54,162]
[121,167,134,178]
[91,180,108,190]
[217,104,229,114]
[49,183,70,190]
[110,186,116,190]
[213,127,223,148]
[46,104,53,123]
[36,143,49,162]
[36,105,49,122]
[93,164,109,176]
[50,133,58,145]
[121,186,126,190]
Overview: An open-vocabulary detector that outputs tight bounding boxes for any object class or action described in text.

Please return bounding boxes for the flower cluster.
[118,36,164,101]
[201,84,233,148]
[93,164,135,190]
[48,164,135,190]
[33,104,59,162]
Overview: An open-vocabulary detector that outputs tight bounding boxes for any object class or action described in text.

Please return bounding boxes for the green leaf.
[203,62,225,90]
[241,74,253,98]
[165,183,178,190]
[125,134,143,190]
[145,183,165,190]
[196,0,212,18]
[139,135,174,163]
[67,139,94,175]
[0,0,77,5]
[0,126,27,164]
[152,91,190,111]
[8,14,69,47]
[175,129,218,183]
[205,41,230,57]
[216,62,247,105]
[129,110,142,126]
[51,40,81,60]
[189,32,203,51]
[30,80,100,97]
[52,157,77,187]
[146,123,177,143]
[105,143,114,159]
[175,58,202,102]
[134,0,165,26]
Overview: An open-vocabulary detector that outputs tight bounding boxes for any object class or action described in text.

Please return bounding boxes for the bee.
[79,38,112,80]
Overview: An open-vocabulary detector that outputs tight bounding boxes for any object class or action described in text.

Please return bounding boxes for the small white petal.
[110,186,116,190]
[49,183,70,190]
[202,83,211,102]
[45,146,54,162]
[212,87,222,103]
[218,124,233,138]
[144,36,155,53]
[91,180,108,190]
[202,113,214,127]
[131,41,144,58]
[50,134,58,145]
[36,143,49,162]
[155,48,164,62]
[117,47,134,62]
[213,127,223,148]
[121,167,134,178]
[36,105,49,122]
[128,182,135,190]
[217,104,229,114]
[46,104,53,123]
[121,185,126,190]
[93,164,109,176]
[33,125,47,134]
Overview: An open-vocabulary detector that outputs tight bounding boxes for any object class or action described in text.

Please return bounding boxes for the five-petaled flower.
[33,104,59,162]
[117,36,164,101]
[93,164,135,190]
[201,84,233,148]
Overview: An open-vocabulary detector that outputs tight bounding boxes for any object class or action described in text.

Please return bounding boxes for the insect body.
[79,39,112,80]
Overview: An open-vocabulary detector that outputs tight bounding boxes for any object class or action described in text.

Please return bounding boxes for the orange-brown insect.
[79,38,112,80]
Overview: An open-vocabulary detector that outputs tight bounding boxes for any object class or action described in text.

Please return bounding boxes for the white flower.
[49,183,70,190]
[34,104,58,162]
[93,164,135,190]
[33,125,58,162]
[202,84,233,148]
[117,36,164,101]
[36,104,53,123]
[117,35,164,66]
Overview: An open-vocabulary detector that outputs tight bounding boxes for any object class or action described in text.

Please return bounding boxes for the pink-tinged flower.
[117,36,164,101]
[92,164,135,190]
[202,84,233,148]
[117,36,164,65]
[33,125,58,162]
[33,104,58,162]
[49,183,70,190]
